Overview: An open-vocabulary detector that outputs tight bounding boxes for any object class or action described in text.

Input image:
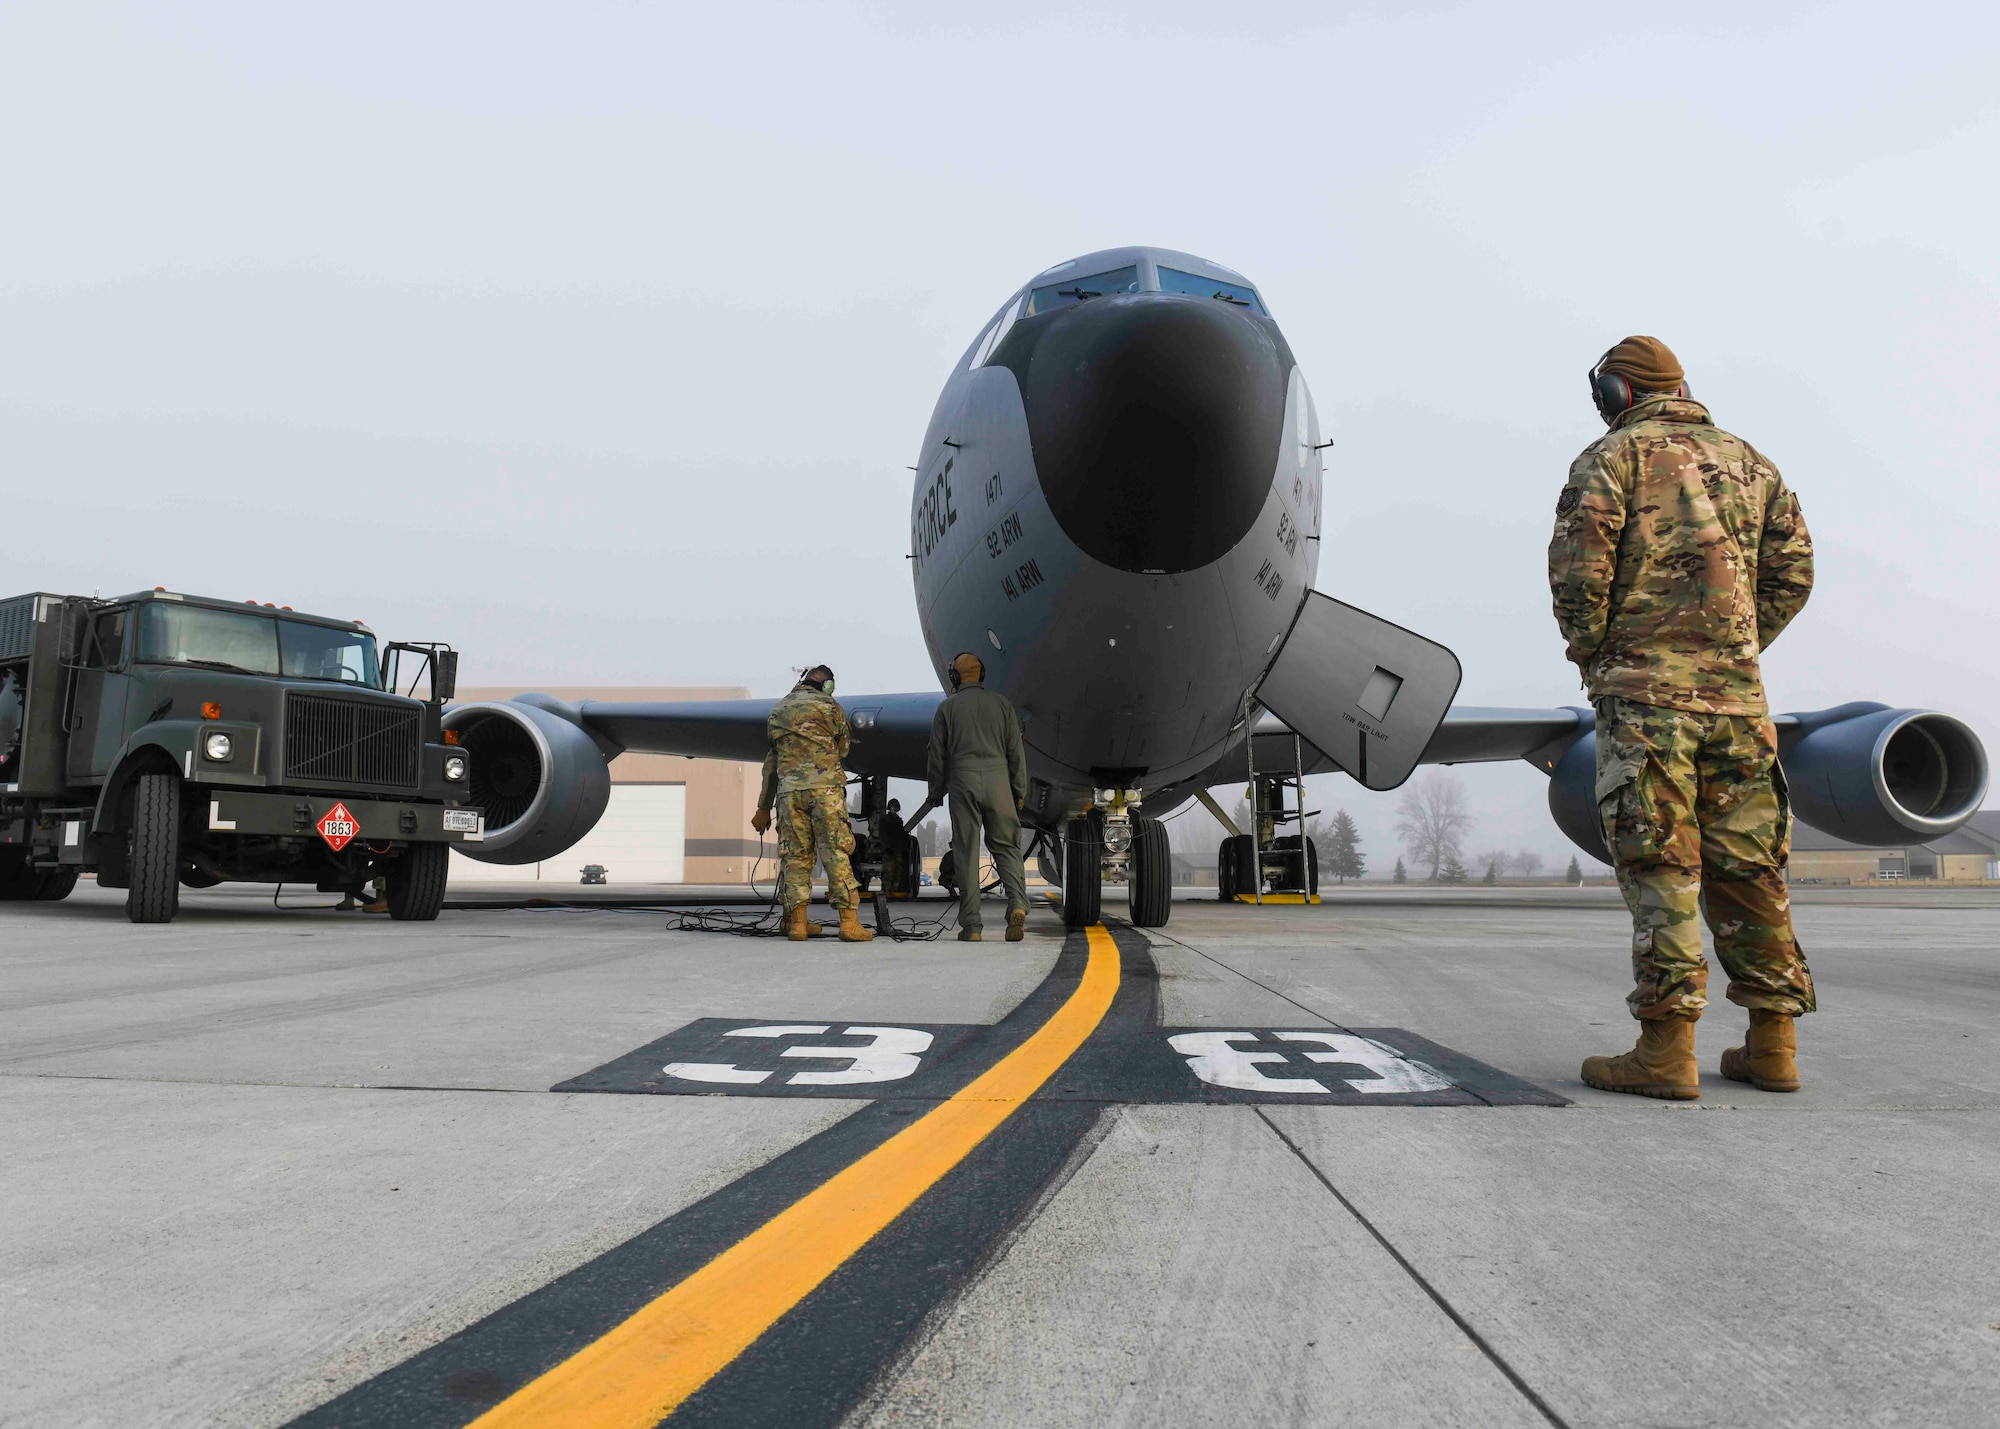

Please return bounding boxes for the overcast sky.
[4,1,1995,867]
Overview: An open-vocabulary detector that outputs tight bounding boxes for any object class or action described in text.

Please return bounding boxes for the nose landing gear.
[1053,788,1171,929]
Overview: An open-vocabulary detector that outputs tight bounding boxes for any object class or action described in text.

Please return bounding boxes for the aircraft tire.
[1219,833,1257,900]
[388,842,450,921]
[1127,815,1171,927]
[125,773,182,924]
[179,866,224,889]
[35,866,80,901]
[1061,817,1100,927]
[1270,834,1319,895]
[896,834,923,898]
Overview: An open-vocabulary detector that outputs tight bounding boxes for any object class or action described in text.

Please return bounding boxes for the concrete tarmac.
[3,881,1996,1427]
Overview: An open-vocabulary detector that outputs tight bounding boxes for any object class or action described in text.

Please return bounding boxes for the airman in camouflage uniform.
[1549,336,1815,1098]
[751,666,873,943]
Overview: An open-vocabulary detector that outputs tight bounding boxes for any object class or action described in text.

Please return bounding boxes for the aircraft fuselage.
[911,246,1324,828]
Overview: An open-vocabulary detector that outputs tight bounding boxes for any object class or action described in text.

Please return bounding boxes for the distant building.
[1788,811,2000,884]
[448,686,766,886]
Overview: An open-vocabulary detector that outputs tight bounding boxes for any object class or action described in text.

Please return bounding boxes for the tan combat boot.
[1720,1009,1800,1092]
[837,906,875,943]
[784,905,810,942]
[1581,1018,1700,1100]
[957,927,982,942]
[1006,908,1027,942]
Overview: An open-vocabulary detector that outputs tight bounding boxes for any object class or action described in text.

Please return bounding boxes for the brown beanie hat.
[1598,335,1684,393]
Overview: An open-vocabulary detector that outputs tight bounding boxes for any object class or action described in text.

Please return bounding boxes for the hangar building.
[1789,810,2000,884]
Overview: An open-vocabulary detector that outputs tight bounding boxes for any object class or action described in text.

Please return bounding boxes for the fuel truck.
[0,590,483,922]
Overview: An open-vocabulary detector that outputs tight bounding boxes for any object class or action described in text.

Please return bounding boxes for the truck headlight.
[443,755,468,782]
[203,733,233,762]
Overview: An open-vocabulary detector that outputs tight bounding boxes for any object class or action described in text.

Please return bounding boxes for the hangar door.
[449,784,686,884]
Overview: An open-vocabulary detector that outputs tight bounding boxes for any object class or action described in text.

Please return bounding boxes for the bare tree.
[1395,771,1473,881]
[1509,850,1546,877]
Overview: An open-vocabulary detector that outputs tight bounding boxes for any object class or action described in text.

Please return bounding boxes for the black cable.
[271,881,345,911]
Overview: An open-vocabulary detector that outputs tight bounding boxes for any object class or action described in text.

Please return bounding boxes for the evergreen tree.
[1482,859,1498,885]
[1566,855,1583,885]
[1326,809,1365,881]
[1392,857,1407,884]
[1438,852,1469,884]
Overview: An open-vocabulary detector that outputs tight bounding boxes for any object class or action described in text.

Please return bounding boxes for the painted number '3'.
[664,1025,934,1087]
[1167,1031,1452,1095]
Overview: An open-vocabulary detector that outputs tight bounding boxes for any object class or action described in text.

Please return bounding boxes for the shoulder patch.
[1556,486,1581,515]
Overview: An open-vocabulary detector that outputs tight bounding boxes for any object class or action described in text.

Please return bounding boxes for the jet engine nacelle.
[1778,703,1988,848]
[442,697,613,865]
[1546,703,1989,865]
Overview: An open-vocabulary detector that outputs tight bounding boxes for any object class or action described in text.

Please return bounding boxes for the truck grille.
[285,693,421,788]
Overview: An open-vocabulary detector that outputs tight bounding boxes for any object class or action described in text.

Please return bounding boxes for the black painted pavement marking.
[559,1020,1564,1108]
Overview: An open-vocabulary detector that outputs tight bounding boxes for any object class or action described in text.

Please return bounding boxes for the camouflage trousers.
[776,786,859,913]
[1595,697,1816,1021]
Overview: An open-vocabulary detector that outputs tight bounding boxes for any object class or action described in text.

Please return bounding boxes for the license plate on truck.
[443,810,480,832]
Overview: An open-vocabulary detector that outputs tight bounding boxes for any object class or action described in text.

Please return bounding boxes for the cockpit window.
[1025,266,1142,316]
[1158,267,1266,314]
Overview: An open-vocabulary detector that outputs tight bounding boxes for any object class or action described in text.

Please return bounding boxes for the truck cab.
[0,590,482,922]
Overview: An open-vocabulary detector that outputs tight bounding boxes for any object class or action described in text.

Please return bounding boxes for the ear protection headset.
[947,652,984,690]
[799,664,835,694]
[1589,348,1690,425]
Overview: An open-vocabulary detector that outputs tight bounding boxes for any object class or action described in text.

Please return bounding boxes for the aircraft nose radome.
[997,294,1289,575]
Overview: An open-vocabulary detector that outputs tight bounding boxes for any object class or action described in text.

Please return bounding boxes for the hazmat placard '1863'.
[316,801,360,852]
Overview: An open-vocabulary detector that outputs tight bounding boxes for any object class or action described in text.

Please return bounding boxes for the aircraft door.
[1255,591,1461,791]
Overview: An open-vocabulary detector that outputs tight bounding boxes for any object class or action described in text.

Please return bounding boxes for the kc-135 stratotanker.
[447,245,1990,927]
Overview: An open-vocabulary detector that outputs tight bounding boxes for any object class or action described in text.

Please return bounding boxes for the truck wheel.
[0,848,46,900]
[35,867,79,901]
[126,772,182,923]
[1127,815,1172,927]
[387,842,449,921]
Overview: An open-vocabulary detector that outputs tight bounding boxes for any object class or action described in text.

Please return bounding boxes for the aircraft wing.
[578,692,945,781]
[1207,704,1590,785]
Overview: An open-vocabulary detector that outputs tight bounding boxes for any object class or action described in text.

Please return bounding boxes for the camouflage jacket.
[1548,395,1813,716]
[757,685,850,809]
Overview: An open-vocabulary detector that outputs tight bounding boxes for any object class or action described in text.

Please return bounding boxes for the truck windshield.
[278,619,380,687]
[135,605,380,686]
[137,605,280,676]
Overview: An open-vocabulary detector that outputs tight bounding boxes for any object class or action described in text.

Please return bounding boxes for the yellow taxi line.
[470,923,1122,1429]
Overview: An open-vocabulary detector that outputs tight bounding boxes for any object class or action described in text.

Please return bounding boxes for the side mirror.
[383,641,458,704]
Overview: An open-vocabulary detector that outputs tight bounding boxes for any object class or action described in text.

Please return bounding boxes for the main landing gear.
[848,775,922,933]
[1049,788,1170,929]
[1216,748,1320,905]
